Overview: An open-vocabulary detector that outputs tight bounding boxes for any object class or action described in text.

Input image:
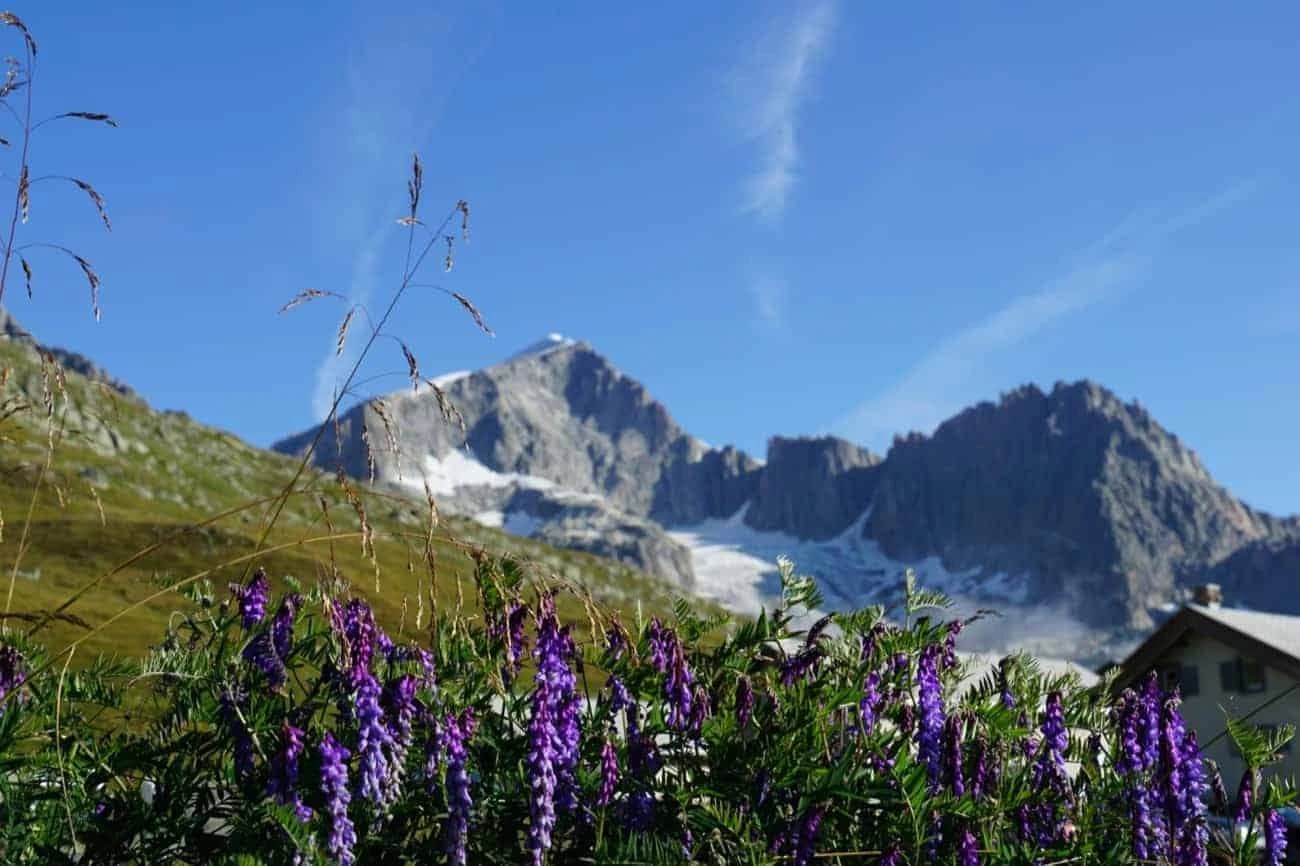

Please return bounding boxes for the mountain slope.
[864,382,1296,628]
[274,335,761,585]
[275,337,1300,656]
[0,314,711,661]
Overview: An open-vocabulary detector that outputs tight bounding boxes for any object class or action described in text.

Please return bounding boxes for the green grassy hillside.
[0,334,713,661]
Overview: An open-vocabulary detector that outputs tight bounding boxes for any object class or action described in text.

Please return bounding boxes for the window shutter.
[1180,665,1200,697]
[1220,660,1241,692]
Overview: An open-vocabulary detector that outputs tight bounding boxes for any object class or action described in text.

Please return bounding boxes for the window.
[1220,657,1268,694]
[1157,663,1200,697]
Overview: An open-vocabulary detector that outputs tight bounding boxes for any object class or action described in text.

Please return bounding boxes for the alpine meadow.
[2,8,1299,866]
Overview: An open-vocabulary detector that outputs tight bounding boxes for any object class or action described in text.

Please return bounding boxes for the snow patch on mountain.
[475,509,543,538]
[670,503,1105,657]
[403,450,556,497]
[670,503,1025,614]
[504,332,577,364]
[425,369,471,388]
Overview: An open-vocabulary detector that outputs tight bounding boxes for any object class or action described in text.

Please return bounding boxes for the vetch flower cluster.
[268,722,312,822]
[442,708,475,866]
[915,643,945,787]
[232,569,271,630]
[319,731,356,866]
[0,643,26,713]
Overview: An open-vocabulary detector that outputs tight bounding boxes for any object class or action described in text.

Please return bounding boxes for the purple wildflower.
[1130,786,1156,860]
[957,827,981,866]
[647,618,671,671]
[682,826,695,860]
[736,676,755,730]
[598,739,620,807]
[793,805,825,866]
[268,722,312,822]
[382,675,418,796]
[0,644,27,712]
[1175,731,1209,866]
[861,622,885,662]
[382,675,418,748]
[233,569,270,629]
[355,671,397,808]
[375,628,394,662]
[415,646,436,689]
[272,593,301,660]
[332,598,378,688]
[1034,691,1069,793]
[805,614,833,647]
[944,715,965,796]
[1265,809,1288,866]
[1140,675,1163,769]
[650,623,695,730]
[879,842,902,866]
[896,702,915,738]
[505,601,530,675]
[319,732,356,866]
[942,620,963,670]
[443,708,475,866]
[859,672,881,736]
[997,660,1015,710]
[608,676,633,715]
[623,789,654,832]
[915,643,945,787]
[628,723,662,778]
[242,631,287,689]
[971,735,991,800]
[1235,770,1255,824]
[604,617,626,658]
[526,594,578,865]
[780,646,826,686]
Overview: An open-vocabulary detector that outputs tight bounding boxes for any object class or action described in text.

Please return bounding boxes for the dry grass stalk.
[451,291,493,335]
[370,398,400,476]
[360,424,376,484]
[86,481,105,526]
[407,152,422,217]
[337,470,375,561]
[278,287,342,314]
[456,199,470,242]
[54,111,117,127]
[424,379,465,432]
[318,495,339,581]
[335,308,355,356]
[0,12,37,56]
[16,163,28,223]
[65,177,110,230]
[400,341,419,390]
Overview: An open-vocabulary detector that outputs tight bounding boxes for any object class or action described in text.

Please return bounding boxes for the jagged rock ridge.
[273,336,1300,634]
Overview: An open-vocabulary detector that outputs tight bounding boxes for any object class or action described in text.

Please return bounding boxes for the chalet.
[1116,585,1300,788]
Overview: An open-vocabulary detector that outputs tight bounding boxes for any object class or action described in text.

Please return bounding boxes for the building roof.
[1116,604,1300,690]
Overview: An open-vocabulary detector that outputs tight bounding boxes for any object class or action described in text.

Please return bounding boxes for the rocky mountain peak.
[867,379,1283,628]
[0,305,135,397]
[744,436,882,540]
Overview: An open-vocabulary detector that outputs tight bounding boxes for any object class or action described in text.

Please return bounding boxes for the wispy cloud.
[831,181,1256,449]
[731,0,836,225]
[310,7,494,421]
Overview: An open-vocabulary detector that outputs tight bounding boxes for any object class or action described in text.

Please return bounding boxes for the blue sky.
[8,2,1300,514]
